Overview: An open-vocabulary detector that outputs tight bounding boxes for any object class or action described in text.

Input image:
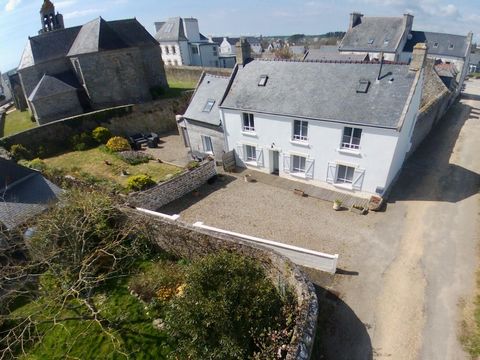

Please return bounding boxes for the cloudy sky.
[0,0,478,72]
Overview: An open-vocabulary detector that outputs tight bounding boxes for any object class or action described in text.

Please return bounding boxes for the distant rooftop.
[403,31,470,59]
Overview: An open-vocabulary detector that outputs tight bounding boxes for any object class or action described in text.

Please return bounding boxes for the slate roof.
[108,19,158,47]
[18,26,82,69]
[304,49,368,61]
[0,158,62,230]
[420,59,450,110]
[403,31,470,59]
[339,16,406,53]
[221,59,418,129]
[184,73,229,126]
[470,52,480,65]
[154,17,188,42]
[28,74,77,101]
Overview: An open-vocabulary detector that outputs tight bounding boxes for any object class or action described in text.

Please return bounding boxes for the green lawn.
[43,147,183,189]
[161,79,197,99]
[1,109,37,138]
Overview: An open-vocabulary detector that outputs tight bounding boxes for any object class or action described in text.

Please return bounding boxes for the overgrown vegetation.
[460,270,480,356]
[127,174,156,191]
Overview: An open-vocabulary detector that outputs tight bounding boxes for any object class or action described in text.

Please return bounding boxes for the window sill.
[333,183,354,191]
[337,148,361,156]
[290,140,310,148]
[242,131,258,137]
[291,172,307,179]
[245,161,258,167]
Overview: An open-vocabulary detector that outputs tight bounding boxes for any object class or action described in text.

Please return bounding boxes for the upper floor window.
[242,113,255,132]
[171,46,176,54]
[213,47,218,56]
[192,46,199,55]
[341,127,362,150]
[164,46,170,55]
[293,120,308,142]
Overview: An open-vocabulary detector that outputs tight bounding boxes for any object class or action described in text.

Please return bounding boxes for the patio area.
[143,131,191,167]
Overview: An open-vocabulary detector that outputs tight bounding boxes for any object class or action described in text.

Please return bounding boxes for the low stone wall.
[130,209,318,360]
[166,65,233,85]
[129,160,217,210]
[0,95,190,155]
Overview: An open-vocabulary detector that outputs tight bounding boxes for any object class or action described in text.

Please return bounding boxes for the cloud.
[5,0,21,12]
[63,8,103,19]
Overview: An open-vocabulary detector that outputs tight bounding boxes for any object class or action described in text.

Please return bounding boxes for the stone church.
[18,0,167,125]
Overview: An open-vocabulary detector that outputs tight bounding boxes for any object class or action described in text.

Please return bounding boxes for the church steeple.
[39,0,64,34]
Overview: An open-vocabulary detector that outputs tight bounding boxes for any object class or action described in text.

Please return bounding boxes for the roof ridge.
[255,58,408,66]
[204,73,230,79]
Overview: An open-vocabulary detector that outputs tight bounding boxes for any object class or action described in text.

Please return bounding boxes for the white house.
[154,17,220,67]
[218,44,427,198]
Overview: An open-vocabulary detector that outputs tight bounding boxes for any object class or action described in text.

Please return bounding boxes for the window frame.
[292,120,308,142]
[245,144,257,162]
[291,155,306,173]
[336,164,355,184]
[203,99,215,113]
[202,135,214,154]
[341,127,362,150]
[258,75,268,87]
[242,113,255,132]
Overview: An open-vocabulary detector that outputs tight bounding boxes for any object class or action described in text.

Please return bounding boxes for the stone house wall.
[140,46,168,89]
[184,119,226,160]
[129,209,318,360]
[129,159,216,210]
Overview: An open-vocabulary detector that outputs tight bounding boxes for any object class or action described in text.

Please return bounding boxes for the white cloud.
[5,0,21,12]
[63,8,103,19]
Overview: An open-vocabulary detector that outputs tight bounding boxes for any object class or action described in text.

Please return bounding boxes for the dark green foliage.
[10,144,32,161]
[164,252,285,360]
[18,158,47,172]
[70,132,95,151]
[118,150,153,165]
[127,174,156,191]
[186,160,200,170]
[92,126,112,144]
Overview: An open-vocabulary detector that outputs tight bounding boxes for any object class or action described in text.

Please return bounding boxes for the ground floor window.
[245,145,256,162]
[202,135,213,154]
[292,155,306,173]
[336,164,355,184]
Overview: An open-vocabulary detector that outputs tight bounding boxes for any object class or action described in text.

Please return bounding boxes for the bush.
[106,136,131,152]
[117,151,153,165]
[92,127,112,144]
[71,132,95,151]
[164,252,286,360]
[19,158,47,172]
[10,144,32,161]
[186,161,200,170]
[126,174,156,191]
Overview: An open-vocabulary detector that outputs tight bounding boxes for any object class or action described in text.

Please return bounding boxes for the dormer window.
[356,79,370,93]
[384,39,390,46]
[433,42,439,48]
[449,43,454,50]
[203,99,215,113]
[258,75,268,87]
[368,38,374,45]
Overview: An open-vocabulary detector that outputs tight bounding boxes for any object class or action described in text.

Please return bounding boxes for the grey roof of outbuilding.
[403,31,470,59]
[184,73,229,126]
[470,52,480,65]
[339,17,406,53]
[154,17,188,42]
[28,74,77,101]
[0,158,62,230]
[18,26,82,70]
[221,59,418,129]
[304,49,368,61]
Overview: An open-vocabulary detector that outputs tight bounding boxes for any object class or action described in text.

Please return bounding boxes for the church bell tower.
[39,0,65,34]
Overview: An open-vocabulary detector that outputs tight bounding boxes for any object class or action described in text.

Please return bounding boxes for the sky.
[0,0,478,72]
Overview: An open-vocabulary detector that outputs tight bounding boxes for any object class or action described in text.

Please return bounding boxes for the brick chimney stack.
[349,12,363,30]
[409,43,428,72]
[236,38,252,66]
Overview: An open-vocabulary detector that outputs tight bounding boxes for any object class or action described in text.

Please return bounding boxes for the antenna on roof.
[377,52,384,81]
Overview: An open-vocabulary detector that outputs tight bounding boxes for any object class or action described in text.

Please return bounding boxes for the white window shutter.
[305,159,315,179]
[256,147,264,167]
[283,154,291,173]
[236,144,244,161]
[326,162,336,184]
[352,168,365,190]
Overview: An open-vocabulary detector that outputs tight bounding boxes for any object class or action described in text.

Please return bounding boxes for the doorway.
[271,150,279,175]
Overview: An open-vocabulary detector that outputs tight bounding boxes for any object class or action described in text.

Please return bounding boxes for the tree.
[274,47,294,60]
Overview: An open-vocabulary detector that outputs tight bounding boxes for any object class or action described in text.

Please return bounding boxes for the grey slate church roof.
[0,158,62,230]
[403,31,470,59]
[221,60,418,129]
[339,17,406,53]
[184,73,229,126]
[304,49,368,61]
[28,74,77,101]
[154,17,188,42]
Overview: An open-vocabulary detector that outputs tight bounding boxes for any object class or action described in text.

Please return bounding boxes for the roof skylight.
[356,79,370,94]
[258,75,268,87]
[433,42,439,48]
[203,99,215,113]
[368,38,374,45]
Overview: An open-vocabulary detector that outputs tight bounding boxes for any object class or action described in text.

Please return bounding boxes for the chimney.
[349,12,363,30]
[236,38,252,66]
[402,13,414,34]
[410,43,428,72]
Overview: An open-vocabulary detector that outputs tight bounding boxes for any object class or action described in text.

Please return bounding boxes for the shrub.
[117,151,152,165]
[71,132,95,151]
[10,144,32,161]
[92,127,112,144]
[164,252,286,360]
[150,86,165,100]
[186,161,200,170]
[106,136,131,152]
[126,174,156,191]
[19,158,47,172]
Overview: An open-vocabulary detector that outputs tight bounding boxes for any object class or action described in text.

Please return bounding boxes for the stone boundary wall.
[166,65,233,85]
[129,160,217,210]
[0,95,190,155]
[129,209,318,360]
[0,111,5,138]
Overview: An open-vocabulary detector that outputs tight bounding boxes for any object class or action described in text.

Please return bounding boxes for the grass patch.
[161,79,197,99]
[1,109,37,138]
[460,270,480,356]
[43,147,182,189]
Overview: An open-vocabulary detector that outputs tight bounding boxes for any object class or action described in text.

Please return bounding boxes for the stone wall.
[129,159,217,210]
[166,65,232,85]
[1,95,190,155]
[184,119,226,160]
[129,209,318,360]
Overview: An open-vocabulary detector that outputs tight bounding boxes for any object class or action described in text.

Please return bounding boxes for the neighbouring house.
[209,36,263,68]
[218,43,428,198]
[469,52,480,73]
[18,1,167,125]
[303,45,369,61]
[178,73,230,160]
[0,157,62,230]
[155,17,220,68]
[339,13,414,61]
[7,70,28,111]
